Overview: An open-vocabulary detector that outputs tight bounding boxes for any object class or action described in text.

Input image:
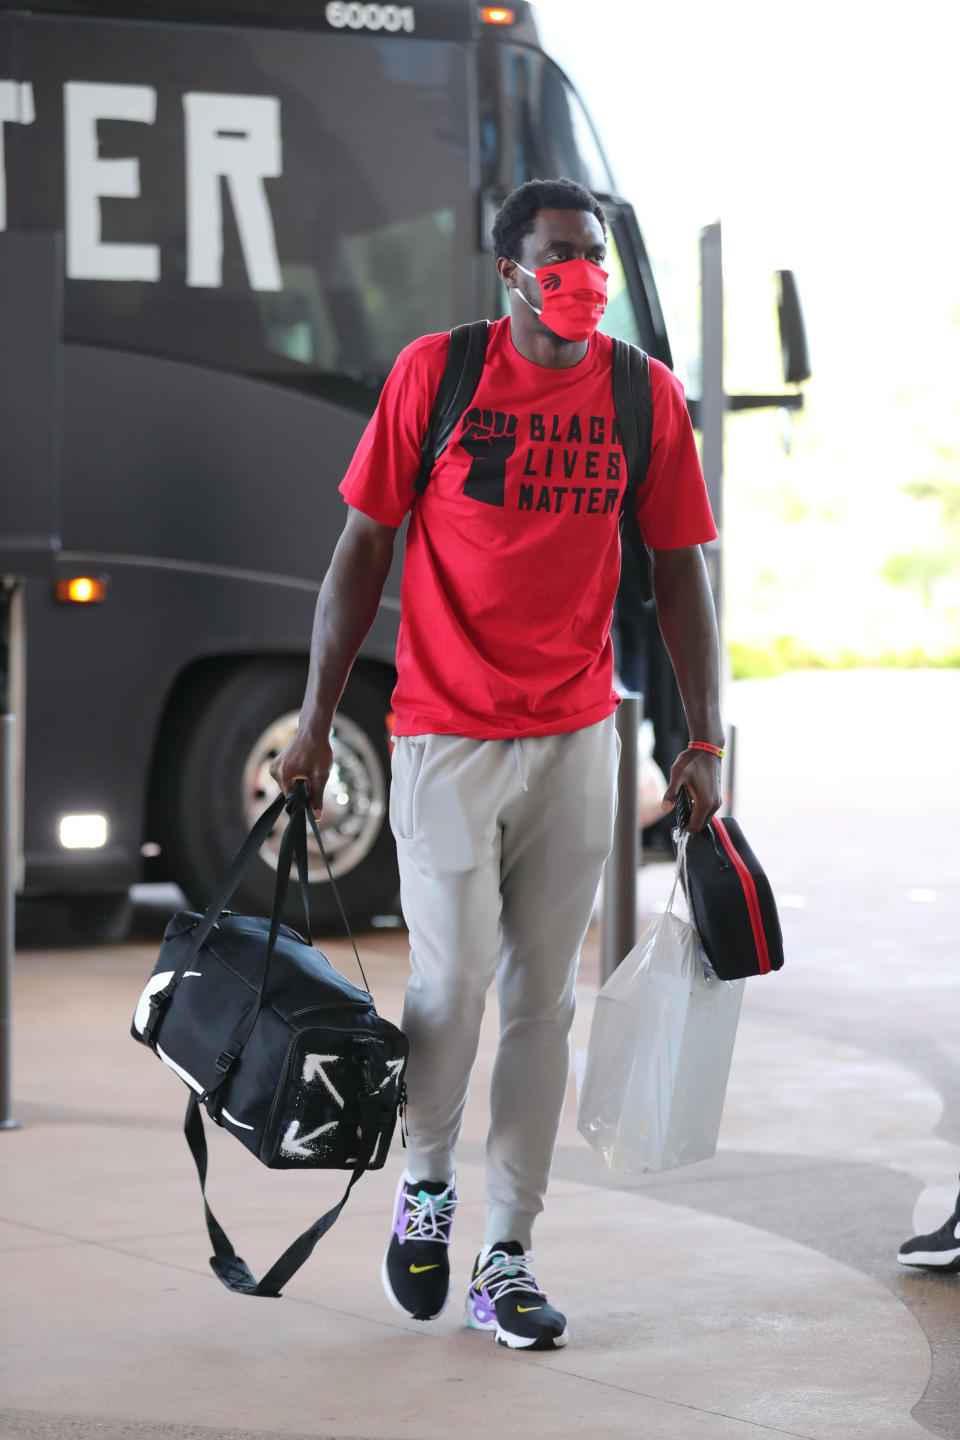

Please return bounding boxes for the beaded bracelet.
[688,740,724,759]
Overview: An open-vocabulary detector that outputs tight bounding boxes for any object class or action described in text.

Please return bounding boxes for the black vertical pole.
[0,232,64,1133]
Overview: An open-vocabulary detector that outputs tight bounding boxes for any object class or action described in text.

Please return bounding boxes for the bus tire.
[158,659,399,932]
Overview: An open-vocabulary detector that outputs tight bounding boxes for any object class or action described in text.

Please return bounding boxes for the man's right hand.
[269,726,333,819]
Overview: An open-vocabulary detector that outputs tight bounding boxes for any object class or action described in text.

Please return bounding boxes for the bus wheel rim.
[241,708,387,883]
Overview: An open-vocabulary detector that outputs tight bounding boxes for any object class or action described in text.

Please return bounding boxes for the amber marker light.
[480,7,515,23]
[55,576,107,604]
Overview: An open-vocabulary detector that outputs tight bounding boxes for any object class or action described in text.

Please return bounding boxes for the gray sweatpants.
[389,715,618,1249]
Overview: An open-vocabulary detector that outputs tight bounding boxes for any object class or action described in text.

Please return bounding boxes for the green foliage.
[882,477,960,607]
[901,478,960,530]
[729,638,960,680]
[881,548,957,606]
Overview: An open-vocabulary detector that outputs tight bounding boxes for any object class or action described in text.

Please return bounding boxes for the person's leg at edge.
[898,1172,960,1271]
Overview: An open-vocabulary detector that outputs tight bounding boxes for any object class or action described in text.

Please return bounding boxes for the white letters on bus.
[65,82,161,282]
[4,80,285,289]
[0,81,35,232]
[183,92,283,291]
[324,3,415,33]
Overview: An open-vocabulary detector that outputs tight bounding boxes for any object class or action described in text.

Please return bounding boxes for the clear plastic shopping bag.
[577,842,744,1173]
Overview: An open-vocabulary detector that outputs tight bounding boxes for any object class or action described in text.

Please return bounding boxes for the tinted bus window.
[14,19,473,399]
[478,42,614,197]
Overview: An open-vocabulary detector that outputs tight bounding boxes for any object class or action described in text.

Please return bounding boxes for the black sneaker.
[898,1195,960,1272]
[464,1240,568,1350]
[381,1172,458,1320]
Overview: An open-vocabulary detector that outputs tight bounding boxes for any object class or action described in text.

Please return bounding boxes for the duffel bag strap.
[183,1090,383,1298]
[151,792,303,1074]
[210,789,372,1080]
[165,781,370,1011]
[141,792,290,1048]
[155,790,287,1012]
[298,786,370,994]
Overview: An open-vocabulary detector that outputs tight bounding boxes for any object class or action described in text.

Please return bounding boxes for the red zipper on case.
[712,819,771,974]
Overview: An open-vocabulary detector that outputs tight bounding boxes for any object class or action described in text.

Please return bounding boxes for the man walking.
[270,177,723,1351]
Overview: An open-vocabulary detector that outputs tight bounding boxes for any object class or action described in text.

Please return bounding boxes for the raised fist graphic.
[459,407,518,507]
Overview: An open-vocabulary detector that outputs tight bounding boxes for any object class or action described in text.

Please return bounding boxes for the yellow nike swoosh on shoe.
[409,1263,440,1274]
[516,1305,543,1313]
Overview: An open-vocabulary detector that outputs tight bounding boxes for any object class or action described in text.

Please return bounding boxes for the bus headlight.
[59,815,108,849]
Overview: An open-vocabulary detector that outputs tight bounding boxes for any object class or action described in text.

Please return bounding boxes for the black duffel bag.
[131,781,407,1297]
[674,789,784,980]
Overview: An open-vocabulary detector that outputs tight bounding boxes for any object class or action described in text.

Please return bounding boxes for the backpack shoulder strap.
[610,338,653,510]
[611,338,655,601]
[415,319,490,494]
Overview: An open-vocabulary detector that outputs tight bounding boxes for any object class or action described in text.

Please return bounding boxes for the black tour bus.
[0,0,803,935]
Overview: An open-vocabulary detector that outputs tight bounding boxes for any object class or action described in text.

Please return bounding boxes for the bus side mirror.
[776,270,811,384]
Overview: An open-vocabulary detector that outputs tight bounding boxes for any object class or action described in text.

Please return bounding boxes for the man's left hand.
[662,748,722,833]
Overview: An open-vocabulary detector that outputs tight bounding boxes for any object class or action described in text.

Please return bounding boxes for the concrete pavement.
[1,670,958,1440]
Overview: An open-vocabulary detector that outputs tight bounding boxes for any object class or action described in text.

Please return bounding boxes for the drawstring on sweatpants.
[513,738,529,792]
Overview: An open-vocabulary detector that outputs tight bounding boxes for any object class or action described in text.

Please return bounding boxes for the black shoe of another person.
[381,1172,458,1320]
[465,1240,568,1350]
[898,1194,960,1272]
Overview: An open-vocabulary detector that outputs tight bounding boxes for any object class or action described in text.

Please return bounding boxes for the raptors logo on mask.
[513,258,608,342]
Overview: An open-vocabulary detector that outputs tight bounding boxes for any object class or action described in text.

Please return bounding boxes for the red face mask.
[514,257,609,341]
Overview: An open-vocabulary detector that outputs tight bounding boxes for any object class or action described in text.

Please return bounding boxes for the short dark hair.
[492,178,607,262]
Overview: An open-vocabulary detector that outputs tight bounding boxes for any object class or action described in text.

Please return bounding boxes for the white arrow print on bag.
[280,1119,338,1159]
[377,1058,405,1092]
[302,1054,345,1108]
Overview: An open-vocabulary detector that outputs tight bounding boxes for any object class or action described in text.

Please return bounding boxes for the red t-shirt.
[340,316,716,739]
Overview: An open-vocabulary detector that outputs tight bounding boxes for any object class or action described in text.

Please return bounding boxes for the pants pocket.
[575,717,619,856]
[390,735,428,841]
